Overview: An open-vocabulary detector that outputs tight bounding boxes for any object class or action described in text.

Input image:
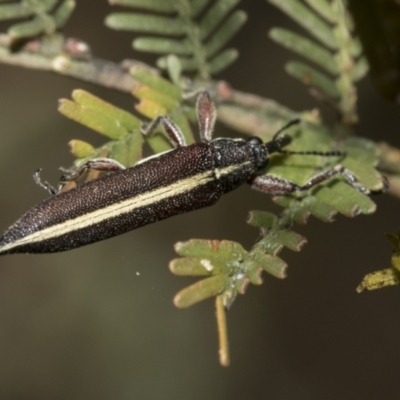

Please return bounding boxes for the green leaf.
[249,252,287,279]
[131,66,182,100]
[59,99,129,140]
[285,61,340,99]
[205,10,247,58]
[268,0,337,49]
[9,14,55,38]
[71,133,144,169]
[72,89,141,131]
[106,13,186,35]
[199,0,240,40]
[269,28,339,75]
[190,0,209,17]
[0,3,31,21]
[135,98,167,120]
[345,137,378,164]
[53,0,76,29]
[62,90,145,171]
[130,68,194,152]
[170,235,291,313]
[109,131,144,167]
[275,230,307,251]
[241,259,263,285]
[166,54,182,86]
[333,182,376,215]
[351,56,369,82]
[174,239,247,260]
[342,158,384,192]
[169,257,232,276]
[132,84,180,111]
[41,0,59,12]
[247,211,278,229]
[301,196,337,222]
[157,55,198,72]
[209,48,238,75]
[68,140,94,158]
[291,204,311,225]
[174,275,230,308]
[304,0,337,24]
[254,236,283,256]
[314,185,361,217]
[134,37,192,55]
[108,0,175,13]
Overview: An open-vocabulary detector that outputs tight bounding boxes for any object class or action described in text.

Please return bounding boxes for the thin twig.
[215,295,230,367]
[0,34,141,92]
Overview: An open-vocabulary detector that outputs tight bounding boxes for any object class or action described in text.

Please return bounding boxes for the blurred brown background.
[0,1,399,399]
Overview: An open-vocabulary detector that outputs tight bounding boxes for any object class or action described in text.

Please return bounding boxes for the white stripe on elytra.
[0,162,251,253]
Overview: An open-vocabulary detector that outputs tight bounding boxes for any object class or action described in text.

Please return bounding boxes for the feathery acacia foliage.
[0,0,394,365]
[58,89,143,168]
[0,0,75,39]
[268,0,368,125]
[105,0,246,78]
[59,65,194,165]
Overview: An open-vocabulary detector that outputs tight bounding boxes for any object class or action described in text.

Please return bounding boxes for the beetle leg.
[196,91,216,143]
[141,116,186,148]
[248,165,375,195]
[59,158,126,184]
[33,169,57,195]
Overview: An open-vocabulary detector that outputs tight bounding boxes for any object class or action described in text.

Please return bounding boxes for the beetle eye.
[246,136,263,146]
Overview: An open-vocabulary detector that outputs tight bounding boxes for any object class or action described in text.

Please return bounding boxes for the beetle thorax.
[209,137,268,190]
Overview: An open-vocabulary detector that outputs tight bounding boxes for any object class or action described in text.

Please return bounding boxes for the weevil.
[0,92,384,255]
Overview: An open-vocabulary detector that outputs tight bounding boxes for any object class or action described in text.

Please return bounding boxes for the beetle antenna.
[278,149,346,157]
[272,118,301,141]
[272,119,345,158]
